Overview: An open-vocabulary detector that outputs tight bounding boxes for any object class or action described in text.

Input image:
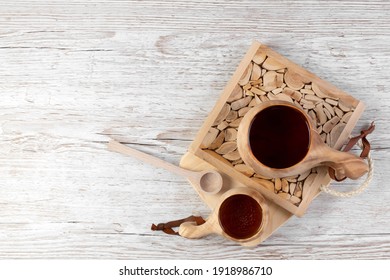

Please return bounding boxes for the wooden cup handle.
[328,121,375,181]
[324,150,368,180]
[313,134,369,180]
[179,217,216,239]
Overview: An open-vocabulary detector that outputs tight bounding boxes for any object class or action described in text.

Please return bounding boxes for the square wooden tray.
[186,41,364,217]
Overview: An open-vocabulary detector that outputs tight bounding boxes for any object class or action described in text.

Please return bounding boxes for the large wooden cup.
[237,101,368,179]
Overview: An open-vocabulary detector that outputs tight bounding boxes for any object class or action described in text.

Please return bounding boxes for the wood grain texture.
[0,0,389,259]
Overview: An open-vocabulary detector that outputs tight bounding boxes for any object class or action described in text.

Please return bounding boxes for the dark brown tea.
[249,105,310,169]
[218,194,262,240]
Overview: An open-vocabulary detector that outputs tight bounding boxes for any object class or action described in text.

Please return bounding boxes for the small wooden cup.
[237,100,368,179]
[179,187,269,246]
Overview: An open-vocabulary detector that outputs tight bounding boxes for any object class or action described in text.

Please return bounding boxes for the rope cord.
[320,141,373,197]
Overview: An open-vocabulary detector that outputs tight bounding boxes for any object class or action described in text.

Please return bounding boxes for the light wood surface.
[0,0,389,259]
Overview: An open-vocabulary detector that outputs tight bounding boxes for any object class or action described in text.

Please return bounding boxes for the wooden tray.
[183,41,364,217]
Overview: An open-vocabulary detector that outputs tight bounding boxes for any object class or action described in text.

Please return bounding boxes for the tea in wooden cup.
[237,100,368,179]
[218,193,263,240]
[179,187,269,246]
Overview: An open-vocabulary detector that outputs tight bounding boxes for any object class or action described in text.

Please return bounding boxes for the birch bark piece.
[231,96,252,110]
[294,186,302,198]
[267,92,293,103]
[323,107,332,119]
[326,132,331,145]
[209,131,225,150]
[238,63,253,86]
[285,175,298,183]
[251,87,267,96]
[300,98,311,105]
[314,103,327,125]
[286,182,295,193]
[338,100,351,112]
[213,103,231,126]
[281,179,289,193]
[341,111,353,123]
[275,178,282,191]
[252,177,275,192]
[300,88,316,96]
[303,103,315,109]
[284,69,305,90]
[304,94,323,104]
[229,117,243,128]
[225,110,238,123]
[308,110,317,124]
[245,89,253,97]
[234,164,255,177]
[252,49,267,65]
[262,57,285,71]
[274,178,281,192]
[250,79,262,86]
[227,84,243,103]
[323,116,340,133]
[200,127,219,149]
[323,102,335,117]
[254,94,262,105]
[267,92,276,100]
[225,128,237,141]
[217,121,229,131]
[215,141,237,155]
[294,101,304,110]
[260,95,269,102]
[312,83,328,98]
[278,192,291,200]
[260,71,283,91]
[325,98,338,106]
[289,196,301,205]
[251,63,262,81]
[238,107,251,117]
[289,181,296,195]
[245,90,254,97]
[248,97,258,107]
[283,87,302,101]
[222,149,241,161]
[272,88,283,94]
[243,83,251,90]
[334,106,344,118]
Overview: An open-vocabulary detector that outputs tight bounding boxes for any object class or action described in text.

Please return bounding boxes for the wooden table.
[0,0,389,259]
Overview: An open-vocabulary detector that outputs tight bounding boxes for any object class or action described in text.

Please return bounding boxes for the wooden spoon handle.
[107,140,195,179]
